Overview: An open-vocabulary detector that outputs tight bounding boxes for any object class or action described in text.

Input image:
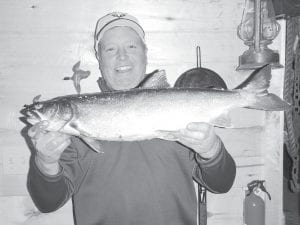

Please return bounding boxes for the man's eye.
[128,45,137,49]
[106,47,116,52]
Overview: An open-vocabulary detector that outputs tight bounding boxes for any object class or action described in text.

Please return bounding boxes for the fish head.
[22,99,74,131]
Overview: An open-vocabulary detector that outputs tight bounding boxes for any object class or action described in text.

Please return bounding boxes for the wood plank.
[0,0,286,224]
[262,19,286,225]
[0,196,73,225]
[207,187,244,225]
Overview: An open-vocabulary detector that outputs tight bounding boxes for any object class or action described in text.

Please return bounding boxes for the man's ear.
[144,45,148,64]
[144,44,148,54]
[96,51,102,68]
[98,60,104,73]
[95,43,102,60]
[95,52,100,61]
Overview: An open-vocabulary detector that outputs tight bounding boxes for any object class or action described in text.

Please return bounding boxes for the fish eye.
[34,103,43,109]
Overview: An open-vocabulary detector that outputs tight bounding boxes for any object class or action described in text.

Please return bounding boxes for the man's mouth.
[115,65,132,73]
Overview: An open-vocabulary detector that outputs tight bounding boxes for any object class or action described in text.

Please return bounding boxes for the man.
[27,12,236,225]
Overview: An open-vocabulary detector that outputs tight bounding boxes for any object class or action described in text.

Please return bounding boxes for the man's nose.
[117,47,128,60]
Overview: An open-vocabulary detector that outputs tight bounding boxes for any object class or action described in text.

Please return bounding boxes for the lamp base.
[236,47,283,70]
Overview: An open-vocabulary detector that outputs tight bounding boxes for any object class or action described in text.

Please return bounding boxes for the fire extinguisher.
[243,180,271,225]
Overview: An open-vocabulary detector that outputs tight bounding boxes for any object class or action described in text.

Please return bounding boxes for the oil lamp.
[237,0,282,70]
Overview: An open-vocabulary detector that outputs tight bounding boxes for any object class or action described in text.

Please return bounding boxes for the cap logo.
[111,12,126,18]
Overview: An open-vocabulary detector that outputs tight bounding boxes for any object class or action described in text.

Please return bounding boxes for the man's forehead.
[100,27,144,44]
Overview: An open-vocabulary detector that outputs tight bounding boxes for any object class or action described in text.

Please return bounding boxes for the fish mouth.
[22,108,42,125]
[115,65,132,73]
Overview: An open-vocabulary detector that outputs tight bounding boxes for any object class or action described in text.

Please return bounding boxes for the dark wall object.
[174,68,227,89]
[272,0,300,17]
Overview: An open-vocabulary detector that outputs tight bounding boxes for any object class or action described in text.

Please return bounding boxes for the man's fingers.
[186,123,214,139]
[41,133,70,151]
[180,128,206,141]
[155,130,179,141]
[178,134,204,148]
[36,136,71,164]
[28,121,49,139]
[56,138,71,154]
[187,122,210,131]
[44,137,71,156]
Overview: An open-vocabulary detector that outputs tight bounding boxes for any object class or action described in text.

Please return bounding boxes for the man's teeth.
[116,66,131,72]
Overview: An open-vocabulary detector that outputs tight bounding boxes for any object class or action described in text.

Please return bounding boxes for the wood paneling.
[0,0,286,224]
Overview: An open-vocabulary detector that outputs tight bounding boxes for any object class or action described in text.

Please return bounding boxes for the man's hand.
[177,122,221,159]
[28,121,71,175]
[161,122,221,159]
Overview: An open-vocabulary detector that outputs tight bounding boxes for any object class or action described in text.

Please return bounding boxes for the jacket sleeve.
[192,141,236,193]
[27,137,94,213]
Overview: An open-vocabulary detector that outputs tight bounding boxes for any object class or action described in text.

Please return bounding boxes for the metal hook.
[196,46,201,68]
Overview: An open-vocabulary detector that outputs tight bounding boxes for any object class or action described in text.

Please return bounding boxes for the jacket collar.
[97,77,114,92]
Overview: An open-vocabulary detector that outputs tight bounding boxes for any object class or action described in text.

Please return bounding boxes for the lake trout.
[21,65,289,152]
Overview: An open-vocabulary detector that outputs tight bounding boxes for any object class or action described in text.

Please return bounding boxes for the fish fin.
[156,115,232,139]
[210,113,232,128]
[246,93,290,111]
[138,69,171,88]
[69,122,102,153]
[234,64,271,93]
[33,95,41,103]
[155,130,181,141]
[69,122,90,136]
[81,137,103,153]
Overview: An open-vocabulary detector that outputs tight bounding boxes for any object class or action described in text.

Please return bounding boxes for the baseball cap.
[94,12,145,57]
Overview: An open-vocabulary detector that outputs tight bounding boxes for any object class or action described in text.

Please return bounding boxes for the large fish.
[21,65,289,152]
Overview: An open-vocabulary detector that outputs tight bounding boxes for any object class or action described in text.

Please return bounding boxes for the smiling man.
[97,26,147,90]
[95,12,148,91]
[26,12,236,225]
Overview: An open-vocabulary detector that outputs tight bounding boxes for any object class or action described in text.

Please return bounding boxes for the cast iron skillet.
[174,66,227,89]
[174,46,227,89]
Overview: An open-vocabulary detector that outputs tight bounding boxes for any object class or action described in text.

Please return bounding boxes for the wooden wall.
[0,0,286,224]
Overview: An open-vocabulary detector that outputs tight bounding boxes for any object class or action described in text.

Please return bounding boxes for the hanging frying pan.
[174,46,227,90]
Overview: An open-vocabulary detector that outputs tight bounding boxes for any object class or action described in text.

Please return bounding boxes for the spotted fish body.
[22,65,289,143]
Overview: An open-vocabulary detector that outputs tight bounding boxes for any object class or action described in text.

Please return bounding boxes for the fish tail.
[248,93,290,111]
[235,64,290,111]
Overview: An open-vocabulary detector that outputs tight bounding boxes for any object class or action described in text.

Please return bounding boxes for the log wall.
[0,0,286,224]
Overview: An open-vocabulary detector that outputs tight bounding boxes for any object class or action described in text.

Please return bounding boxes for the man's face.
[98,26,147,90]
